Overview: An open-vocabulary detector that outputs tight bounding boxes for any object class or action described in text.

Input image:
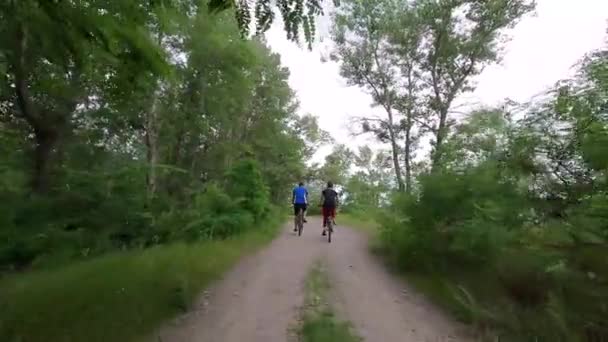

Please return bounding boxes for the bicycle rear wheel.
[327,219,332,243]
[297,210,304,236]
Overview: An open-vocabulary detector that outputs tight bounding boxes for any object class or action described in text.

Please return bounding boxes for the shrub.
[495,248,555,307]
[381,164,524,271]
[224,159,270,221]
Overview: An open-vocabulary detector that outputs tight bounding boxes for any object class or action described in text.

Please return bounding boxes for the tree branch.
[412,116,436,133]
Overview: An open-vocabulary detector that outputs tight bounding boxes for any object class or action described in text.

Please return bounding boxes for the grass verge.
[338,213,385,254]
[338,213,379,236]
[347,215,596,341]
[298,261,361,342]
[403,267,604,341]
[0,219,283,342]
[338,215,502,339]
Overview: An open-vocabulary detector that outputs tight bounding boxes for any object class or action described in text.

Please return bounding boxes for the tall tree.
[316,144,354,186]
[331,0,407,191]
[0,0,169,193]
[412,0,535,170]
[292,113,334,160]
[345,146,391,208]
[389,7,425,193]
[0,0,320,272]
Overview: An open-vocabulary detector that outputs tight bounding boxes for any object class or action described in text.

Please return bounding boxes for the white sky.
[266,0,608,162]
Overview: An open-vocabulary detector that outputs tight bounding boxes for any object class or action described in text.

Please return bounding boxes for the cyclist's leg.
[321,206,327,227]
[302,204,308,223]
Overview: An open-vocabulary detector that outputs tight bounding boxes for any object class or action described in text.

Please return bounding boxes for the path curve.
[155,217,470,342]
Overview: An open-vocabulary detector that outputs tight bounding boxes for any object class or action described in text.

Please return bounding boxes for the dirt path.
[155,217,469,342]
[326,223,469,342]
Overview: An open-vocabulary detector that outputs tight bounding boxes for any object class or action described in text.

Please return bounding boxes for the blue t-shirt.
[293,186,308,204]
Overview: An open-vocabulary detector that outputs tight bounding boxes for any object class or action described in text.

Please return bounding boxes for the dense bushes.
[0,2,324,274]
[378,48,608,340]
[0,157,281,272]
[153,160,272,243]
[0,220,282,342]
[380,164,523,271]
[381,169,608,340]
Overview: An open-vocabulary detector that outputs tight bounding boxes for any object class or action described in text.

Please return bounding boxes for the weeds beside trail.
[338,213,385,255]
[0,221,282,342]
[338,214,378,235]
[298,261,361,342]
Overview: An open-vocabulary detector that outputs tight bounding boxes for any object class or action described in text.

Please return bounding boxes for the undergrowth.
[0,217,283,342]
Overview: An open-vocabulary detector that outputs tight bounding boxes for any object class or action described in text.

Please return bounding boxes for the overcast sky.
[265,0,608,162]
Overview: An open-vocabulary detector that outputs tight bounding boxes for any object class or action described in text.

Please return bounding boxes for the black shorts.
[294,203,307,215]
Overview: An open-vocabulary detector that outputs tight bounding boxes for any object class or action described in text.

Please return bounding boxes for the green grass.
[338,213,386,254]
[350,216,597,341]
[330,212,608,340]
[402,270,567,341]
[339,215,508,339]
[338,213,379,235]
[301,311,361,342]
[299,261,361,342]
[0,221,283,342]
[403,271,504,331]
[336,215,503,339]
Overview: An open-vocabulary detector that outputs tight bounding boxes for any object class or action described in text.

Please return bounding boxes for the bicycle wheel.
[327,218,332,243]
[297,210,303,236]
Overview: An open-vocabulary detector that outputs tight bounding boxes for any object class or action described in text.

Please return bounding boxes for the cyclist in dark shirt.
[320,181,338,236]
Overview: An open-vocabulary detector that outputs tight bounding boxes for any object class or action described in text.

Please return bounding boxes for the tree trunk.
[404,118,412,194]
[403,67,415,195]
[145,93,161,200]
[386,108,405,192]
[13,23,60,194]
[32,128,58,193]
[144,30,167,201]
[431,109,449,172]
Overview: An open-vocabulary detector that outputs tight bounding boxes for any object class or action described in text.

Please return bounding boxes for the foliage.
[0,2,319,272]
[329,1,607,338]
[314,144,355,186]
[378,42,608,340]
[331,0,414,192]
[0,3,329,339]
[331,0,536,189]
[224,159,271,222]
[209,0,336,48]
[342,147,392,213]
[0,217,283,342]
[414,0,536,168]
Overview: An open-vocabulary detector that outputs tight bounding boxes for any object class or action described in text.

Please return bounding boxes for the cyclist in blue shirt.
[292,182,309,231]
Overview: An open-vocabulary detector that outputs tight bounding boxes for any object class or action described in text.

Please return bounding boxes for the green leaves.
[413,0,536,167]
[209,0,326,47]
[316,144,355,185]
[376,31,608,341]
[331,0,535,186]
[14,0,169,74]
[0,0,313,272]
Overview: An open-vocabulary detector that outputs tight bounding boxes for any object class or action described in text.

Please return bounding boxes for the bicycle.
[320,205,335,243]
[294,207,304,236]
